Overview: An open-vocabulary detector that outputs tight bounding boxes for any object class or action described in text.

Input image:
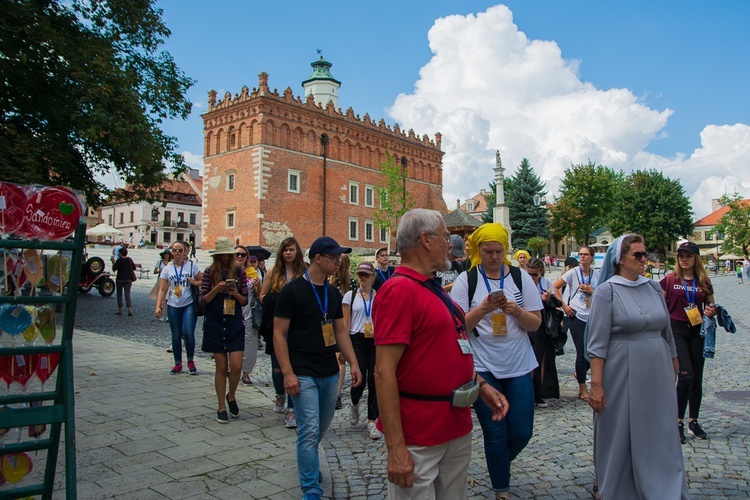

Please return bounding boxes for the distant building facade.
[200,57,447,252]
[689,198,750,259]
[100,170,203,248]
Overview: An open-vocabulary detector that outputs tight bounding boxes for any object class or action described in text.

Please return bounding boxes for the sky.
[150,0,750,220]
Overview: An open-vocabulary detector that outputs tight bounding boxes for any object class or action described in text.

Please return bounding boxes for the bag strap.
[348,286,357,319]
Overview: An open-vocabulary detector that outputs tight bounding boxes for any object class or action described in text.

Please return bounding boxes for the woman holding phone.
[199,237,248,423]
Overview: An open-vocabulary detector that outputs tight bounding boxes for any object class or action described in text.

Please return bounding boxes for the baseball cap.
[450,235,465,258]
[356,262,375,274]
[677,241,700,255]
[309,236,352,260]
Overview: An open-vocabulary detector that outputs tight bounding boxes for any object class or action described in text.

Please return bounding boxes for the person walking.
[374,209,508,500]
[329,253,357,409]
[273,236,362,500]
[553,247,599,401]
[513,249,530,270]
[113,247,136,316]
[155,241,202,375]
[259,237,306,428]
[152,249,173,323]
[342,262,382,439]
[373,247,396,290]
[660,241,716,442]
[236,246,262,386]
[588,234,688,499]
[199,238,248,423]
[451,223,542,499]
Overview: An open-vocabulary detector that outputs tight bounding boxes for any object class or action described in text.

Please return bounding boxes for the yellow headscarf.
[467,223,512,269]
[513,250,531,262]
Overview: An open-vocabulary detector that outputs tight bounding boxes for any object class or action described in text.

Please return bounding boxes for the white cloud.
[181,150,204,174]
[389,4,749,221]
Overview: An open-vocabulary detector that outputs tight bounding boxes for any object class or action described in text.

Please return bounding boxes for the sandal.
[591,484,600,500]
[242,374,252,385]
[578,392,590,402]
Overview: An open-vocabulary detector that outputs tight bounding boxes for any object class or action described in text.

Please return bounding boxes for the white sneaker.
[285,410,297,429]
[349,403,360,426]
[273,394,286,413]
[367,422,382,440]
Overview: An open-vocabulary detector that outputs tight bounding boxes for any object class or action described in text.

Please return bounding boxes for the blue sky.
[155,1,750,218]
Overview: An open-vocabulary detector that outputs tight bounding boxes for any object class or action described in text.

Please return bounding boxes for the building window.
[364,220,374,242]
[108,214,113,225]
[379,191,388,209]
[349,181,359,205]
[163,232,172,243]
[226,211,235,229]
[189,213,196,225]
[467,202,474,211]
[176,233,184,241]
[151,208,159,221]
[227,172,235,191]
[349,217,359,241]
[365,185,375,207]
[119,212,123,225]
[380,227,388,243]
[288,169,301,193]
[129,211,134,223]
[177,212,185,224]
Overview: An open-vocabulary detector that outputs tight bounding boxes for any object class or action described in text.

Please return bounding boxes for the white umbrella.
[719,253,742,260]
[86,223,124,237]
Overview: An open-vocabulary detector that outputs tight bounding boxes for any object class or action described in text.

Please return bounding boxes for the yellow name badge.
[492,312,508,336]
[585,295,591,309]
[173,285,182,298]
[322,320,336,347]
[223,298,236,315]
[364,321,374,338]
[685,304,703,326]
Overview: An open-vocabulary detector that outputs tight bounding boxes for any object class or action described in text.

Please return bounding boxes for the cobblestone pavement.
[57,248,750,498]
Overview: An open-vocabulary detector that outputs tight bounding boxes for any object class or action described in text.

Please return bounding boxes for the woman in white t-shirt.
[341,262,381,440]
[155,241,203,375]
[450,223,543,500]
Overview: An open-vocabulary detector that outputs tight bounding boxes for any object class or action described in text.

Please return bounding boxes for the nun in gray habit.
[587,234,689,499]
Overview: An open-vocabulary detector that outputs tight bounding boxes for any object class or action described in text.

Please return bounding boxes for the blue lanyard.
[359,288,373,318]
[174,261,185,284]
[479,264,505,293]
[377,267,391,282]
[681,278,696,305]
[305,270,329,320]
[537,281,546,294]
[579,267,592,285]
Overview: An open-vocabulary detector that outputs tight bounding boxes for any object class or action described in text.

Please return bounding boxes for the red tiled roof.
[695,200,750,226]
[460,192,489,213]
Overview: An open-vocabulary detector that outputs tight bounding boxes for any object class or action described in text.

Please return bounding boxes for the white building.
[100,170,203,248]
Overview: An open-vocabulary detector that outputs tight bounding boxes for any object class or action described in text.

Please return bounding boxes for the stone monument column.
[492,151,512,248]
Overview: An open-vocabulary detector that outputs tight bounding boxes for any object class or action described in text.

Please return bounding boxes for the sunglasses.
[171,248,184,253]
[527,272,540,277]
[631,251,648,260]
[236,252,247,257]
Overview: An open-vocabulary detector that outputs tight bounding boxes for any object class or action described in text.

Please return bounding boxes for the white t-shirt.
[342,288,375,334]
[159,260,201,308]
[450,267,543,379]
[559,266,600,322]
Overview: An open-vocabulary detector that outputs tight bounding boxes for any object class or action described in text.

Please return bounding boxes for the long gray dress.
[587,276,689,500]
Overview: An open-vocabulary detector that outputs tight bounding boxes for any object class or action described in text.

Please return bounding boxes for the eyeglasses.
[321,254,342,264]
[631,251,648,260]
[428,232,451,243]
[171,248,184,253]
[236,253,247,257]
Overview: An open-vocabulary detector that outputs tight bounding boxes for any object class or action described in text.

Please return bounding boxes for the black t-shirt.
[274,275,344,377]
[113,257,135,280]
[373,266,396,290]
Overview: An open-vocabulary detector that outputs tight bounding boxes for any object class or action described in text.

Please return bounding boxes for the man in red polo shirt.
[374,208,508,499]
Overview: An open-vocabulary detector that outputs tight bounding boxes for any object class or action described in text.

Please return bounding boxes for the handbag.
[130,259,137,282]
[250,295,263,329]
[189,262,205,316]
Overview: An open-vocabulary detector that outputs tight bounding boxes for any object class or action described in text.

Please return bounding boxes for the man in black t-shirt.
[373,246,396,290]
[274,236,362,499]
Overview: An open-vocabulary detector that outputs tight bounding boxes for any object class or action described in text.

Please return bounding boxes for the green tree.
[0,0,193,208]
[481,181,496,223]
[715,193,750,256]
[527,236,548,258]
[549,161,622,244]
[609,169,693,255]
[373,150,414,253]
[506,158,548,249]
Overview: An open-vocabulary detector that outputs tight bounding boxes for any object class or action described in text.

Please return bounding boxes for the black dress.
[200,267,247,353]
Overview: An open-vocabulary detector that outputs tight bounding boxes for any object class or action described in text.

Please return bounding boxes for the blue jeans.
[167,304,197,365]
[474,371,534,492]
[290,374,338,496]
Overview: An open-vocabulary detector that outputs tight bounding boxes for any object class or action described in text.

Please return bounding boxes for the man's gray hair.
[396,208,444,254]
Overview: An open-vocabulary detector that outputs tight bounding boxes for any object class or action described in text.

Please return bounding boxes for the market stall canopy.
[86,223,124,237]
[719,253,743,260]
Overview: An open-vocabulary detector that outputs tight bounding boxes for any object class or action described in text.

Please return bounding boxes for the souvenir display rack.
[0,220,86,499]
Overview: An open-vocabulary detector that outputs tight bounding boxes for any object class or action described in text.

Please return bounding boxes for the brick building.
[201,57,447,253]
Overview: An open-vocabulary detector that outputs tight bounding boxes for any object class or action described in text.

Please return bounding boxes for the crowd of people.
[132,209,729,500]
